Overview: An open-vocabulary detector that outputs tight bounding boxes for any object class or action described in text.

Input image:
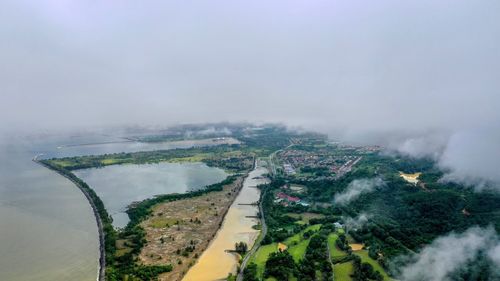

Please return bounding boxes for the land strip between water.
[138,175,247,280]
[33,158,106,281]
[37,144,256,280]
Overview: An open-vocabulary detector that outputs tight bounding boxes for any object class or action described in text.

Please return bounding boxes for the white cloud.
[334,178,385,206]
[399,227,500,281]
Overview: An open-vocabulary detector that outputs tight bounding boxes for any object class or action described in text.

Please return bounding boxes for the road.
[269,143,294,177]
[326,237,335,281]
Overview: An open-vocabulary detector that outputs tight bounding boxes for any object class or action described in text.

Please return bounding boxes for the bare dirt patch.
[286,212,325,224]
[138,176,245,281]
[399,172,421,185]
[350,243,364,251]
[278,243,288,252]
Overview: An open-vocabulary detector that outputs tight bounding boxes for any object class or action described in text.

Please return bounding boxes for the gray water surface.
[0,142,99,281]
[0,134,235,280]
[74,162,228,228]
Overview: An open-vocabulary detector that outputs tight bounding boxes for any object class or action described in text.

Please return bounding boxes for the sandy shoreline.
[183,163,267,281]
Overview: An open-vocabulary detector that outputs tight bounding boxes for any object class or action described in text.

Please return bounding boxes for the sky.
[1,0,499,186]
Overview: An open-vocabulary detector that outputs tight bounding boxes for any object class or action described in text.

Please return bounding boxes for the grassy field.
[334,261,354,280]
[287,239,310,262]
[328,233,349,258]
[286,212,325,224]
[250,224,322,279]
[147,217,179,228]
[285,224,322,244]
[251,243,278,278]
[354,250,392,280]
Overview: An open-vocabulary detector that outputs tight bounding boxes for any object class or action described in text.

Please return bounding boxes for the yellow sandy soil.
[182,167,269,281]
[399,172,421,185]
[350,243,364,251]
[139,177,244,281]
[278,243,288,252]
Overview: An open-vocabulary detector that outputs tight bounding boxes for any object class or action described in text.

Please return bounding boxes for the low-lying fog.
[1,0,499,186]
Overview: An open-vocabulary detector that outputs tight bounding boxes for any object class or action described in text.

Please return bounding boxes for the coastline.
[32,155,255,281]
[33,158,105,281]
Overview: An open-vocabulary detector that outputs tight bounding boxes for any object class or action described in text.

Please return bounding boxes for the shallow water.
[182,164,268,281]
[74,162,228,228]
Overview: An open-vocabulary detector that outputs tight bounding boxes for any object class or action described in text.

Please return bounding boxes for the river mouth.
[182,163,269,281]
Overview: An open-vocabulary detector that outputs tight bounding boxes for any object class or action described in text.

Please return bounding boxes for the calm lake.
[74,163,228,228]
[0,134,236,281]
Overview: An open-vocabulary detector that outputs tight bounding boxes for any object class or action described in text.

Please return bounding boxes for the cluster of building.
[278,148,364,180]
[333,156,363,179]
[337,144,382,153]
[283,163,296,175]
[274,191,309,207]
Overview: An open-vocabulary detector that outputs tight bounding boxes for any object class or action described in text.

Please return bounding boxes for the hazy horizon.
[1,0,500,187]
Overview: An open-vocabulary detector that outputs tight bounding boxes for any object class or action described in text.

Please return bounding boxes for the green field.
[287,239,310,262]
[250,224,322,279]
[334,261,354,280]
[251,243,277,278]
[286,212,324,224]
[284,224,321,244]
[354,250,392,280]
[328,233,348,258]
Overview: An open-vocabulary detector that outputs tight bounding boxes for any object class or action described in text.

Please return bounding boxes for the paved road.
[269,143,294,176]
[326,237,335,281]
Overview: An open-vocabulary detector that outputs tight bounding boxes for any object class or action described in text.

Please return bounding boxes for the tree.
[243,263,260,281]
[235,241,248,254]
[264,251,296,280]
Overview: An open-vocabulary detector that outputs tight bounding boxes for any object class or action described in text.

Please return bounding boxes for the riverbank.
[182,162,269,281]
[138,175,246,280]
[33,159,106,281]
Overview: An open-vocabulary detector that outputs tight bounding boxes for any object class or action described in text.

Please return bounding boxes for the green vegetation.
[296,226,333,281]
[354,251,391,280]
[328,233,348,259]
[39,124,500,280]
[45,145,254,173]
[243,263,259,281]
[111,175,240,280]
[287,240,309,263]
[264,251,297,280]
[41,142,248,281]
[264,138,500,279]
[251,243,278,278]
[334,261,354,280]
